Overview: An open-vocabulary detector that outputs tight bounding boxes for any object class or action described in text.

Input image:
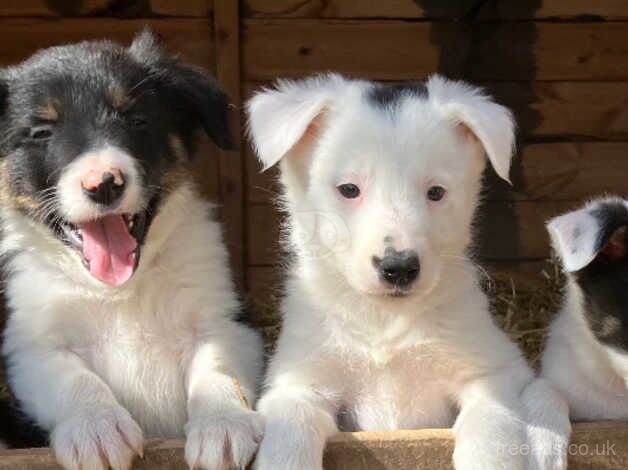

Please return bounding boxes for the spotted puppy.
[0,31,263,470]
[543,197,628,420]
[247,74,570,470]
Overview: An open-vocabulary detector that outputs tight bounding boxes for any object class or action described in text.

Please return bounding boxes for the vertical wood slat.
[213,0,245,287]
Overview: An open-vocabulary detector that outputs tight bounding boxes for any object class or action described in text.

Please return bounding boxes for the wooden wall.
[1,1,628,327]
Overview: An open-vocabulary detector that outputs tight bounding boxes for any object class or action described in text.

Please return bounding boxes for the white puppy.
[542,197,628,420]
[0,33,264,470]
[247,74,570,470]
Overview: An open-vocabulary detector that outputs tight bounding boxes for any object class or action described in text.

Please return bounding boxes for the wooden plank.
[246,142,628,205]
[0,0,211,17]
[242,21,628,81]
[214,0,245,286]
[246,200,579,266]
[0,19,214,70]
[2,423,625,469]
[244,0,628,20]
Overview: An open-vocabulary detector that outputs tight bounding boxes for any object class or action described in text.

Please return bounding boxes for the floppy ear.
[159,63,233,150]
[548,207,602,272]
[548,201,628,272]
[427,75,516,183]
[128,29,234,150]
[246,74,342,171]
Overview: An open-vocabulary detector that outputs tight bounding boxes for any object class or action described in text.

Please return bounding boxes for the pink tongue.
[80,215,137,286]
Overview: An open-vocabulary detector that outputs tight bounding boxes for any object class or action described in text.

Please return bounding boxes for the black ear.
[160,63,234,150]
[128,30,234,150]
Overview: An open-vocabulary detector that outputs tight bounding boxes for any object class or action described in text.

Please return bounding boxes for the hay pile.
[485,259,565,368]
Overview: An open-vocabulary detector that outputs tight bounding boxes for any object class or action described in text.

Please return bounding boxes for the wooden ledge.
[0,423,626,469]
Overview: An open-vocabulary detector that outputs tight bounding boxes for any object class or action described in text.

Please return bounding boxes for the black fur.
[0,399,47,448]
[574,201,628,351]
[367,81,428,109]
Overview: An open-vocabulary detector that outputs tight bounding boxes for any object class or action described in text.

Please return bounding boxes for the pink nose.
[81,167,126,206]
[81,167,124,191]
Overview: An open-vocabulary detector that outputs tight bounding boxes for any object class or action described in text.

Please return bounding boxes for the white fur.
[247,74,569,470]
[542,198,628,420]
[2,183,264,470]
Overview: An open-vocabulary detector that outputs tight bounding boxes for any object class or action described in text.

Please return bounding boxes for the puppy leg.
[454,380,526,470]
[184,326,265,470]
[254,385,338,470]
[521,378,571,470]
[9,347,142,470]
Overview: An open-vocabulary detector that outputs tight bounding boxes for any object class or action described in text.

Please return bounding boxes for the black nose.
[82,171,125,206]
[372,249,420,288]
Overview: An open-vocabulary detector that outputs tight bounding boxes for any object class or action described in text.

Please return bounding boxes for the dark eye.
[124,114,148,129]
[427,185,446,201]
[337,183,361,199]
[28,126,53,141]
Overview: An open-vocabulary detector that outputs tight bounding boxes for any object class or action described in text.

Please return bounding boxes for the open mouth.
[56,198,158,286]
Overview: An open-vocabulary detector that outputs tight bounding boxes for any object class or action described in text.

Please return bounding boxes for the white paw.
[185,409,264,470]
[51,405,143,470]
[526,425,569,470]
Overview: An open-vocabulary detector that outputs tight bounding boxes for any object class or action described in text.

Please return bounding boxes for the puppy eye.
[427,185,446,202]
[337,183,361,199]
[28,126,53,141]
[124,114,148,129]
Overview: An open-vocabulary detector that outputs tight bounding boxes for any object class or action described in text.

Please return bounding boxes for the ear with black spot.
[160,62,234,150]
[548,200,628,272]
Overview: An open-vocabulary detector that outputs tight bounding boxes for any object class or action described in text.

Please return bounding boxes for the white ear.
[246,74,343,171]
[547,207,602,272]
[427,75,516,183]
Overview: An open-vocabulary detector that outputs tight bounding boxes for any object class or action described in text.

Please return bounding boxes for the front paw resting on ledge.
[185,409,265,470]
[51,405,144,470]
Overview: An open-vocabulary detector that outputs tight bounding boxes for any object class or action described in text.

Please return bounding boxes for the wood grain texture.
[0,0,211,17]
[214,0,245,285]
[0,19,214,69]
[242,21,628,81]
[1,423,626,469]
[244,0,628,20]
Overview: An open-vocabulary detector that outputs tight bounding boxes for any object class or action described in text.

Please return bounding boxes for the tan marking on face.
[0,160,40,212]
[160,166,192,191]
[169,134,188,163]
[35,98,60,122]
[109,84,129,110]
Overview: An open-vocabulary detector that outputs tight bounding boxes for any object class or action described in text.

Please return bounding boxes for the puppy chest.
[340,348,460,431]
[70,312,194,437]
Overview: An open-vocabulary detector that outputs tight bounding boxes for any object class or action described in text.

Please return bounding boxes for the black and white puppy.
[0,31,264,470]
[543,197,628,420]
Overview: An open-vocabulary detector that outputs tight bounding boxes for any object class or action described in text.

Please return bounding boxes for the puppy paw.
[185,409,264,470]
[51,405,143,470]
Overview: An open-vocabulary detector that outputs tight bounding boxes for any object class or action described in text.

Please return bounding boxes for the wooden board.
[1,423,626,469]
[0,19,214,70]
[244,0,628,20]
[245,200,578,266]
[242,21,628,81]
[214,0,245,285]
[0,0,211,17]
[246,142,628,205]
